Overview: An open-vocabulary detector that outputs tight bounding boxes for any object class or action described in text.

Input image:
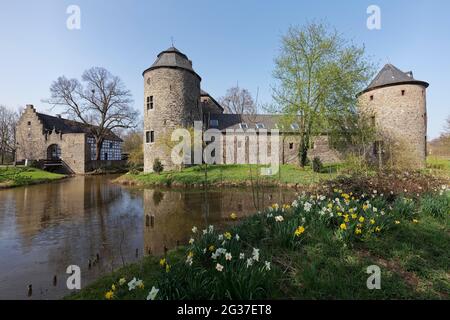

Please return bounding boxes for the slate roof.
[361,64,429,94]
[142,47,201,80]
[208,113,300,132]
[36,112,122,141]
[201,89,224,111]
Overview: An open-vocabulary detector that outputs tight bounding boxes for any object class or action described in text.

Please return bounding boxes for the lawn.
[68,176,449,300]
[116,163,352,188]
[0,166,66,188]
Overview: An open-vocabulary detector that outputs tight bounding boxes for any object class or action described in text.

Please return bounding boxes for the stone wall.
[359,84,427,168]
[143,68,201,172]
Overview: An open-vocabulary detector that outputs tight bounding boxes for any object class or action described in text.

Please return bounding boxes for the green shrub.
[391,196,416,220]
[312,157,323,173]
[419,193,449,219]
[152,158,164,174]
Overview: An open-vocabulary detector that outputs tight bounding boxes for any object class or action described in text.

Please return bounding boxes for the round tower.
[143,47,202,172]
[358,64,429,169]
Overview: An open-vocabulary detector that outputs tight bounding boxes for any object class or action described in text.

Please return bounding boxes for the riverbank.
[114,164,349,188]
[0,166,66,189]
[68,172,449,300]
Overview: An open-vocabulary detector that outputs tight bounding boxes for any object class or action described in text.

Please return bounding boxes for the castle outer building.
[16,105,124,174]
[358,64,429,168]
[143,47,429,172]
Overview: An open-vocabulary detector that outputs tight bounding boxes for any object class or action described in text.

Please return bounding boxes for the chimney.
[406,71,413,78]
[26,104,35,110]
[56,114,61,118]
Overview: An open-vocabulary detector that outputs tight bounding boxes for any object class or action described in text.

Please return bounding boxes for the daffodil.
[230,213,237,220]
[294,226,305,237]
[355,228,362,235]
[370,219,375,225]
[165,264,171,273]
[189,238,195,245]
[413,219,419,224]
[395,220,401,225]
[111,284,116,291]
[224,232,232,240]
[146,286,159,301]
[359,216,365,223]
[351,214,357,219]
[105,290,114,300]
[340,223,347,230]
[225,253,232,261]
[159,258,166,267]
[264,261,271,271]
[119,278,126,286]
[375,226,381,232]
[275,215,284,222]
[216,263,224,272]
[191,226,197,233]
[208,245,215,252]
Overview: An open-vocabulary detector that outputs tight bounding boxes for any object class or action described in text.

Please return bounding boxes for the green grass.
[426,157,450,178]
[68,189,450,300]
[0,166,66,188]
[117,163,350,187]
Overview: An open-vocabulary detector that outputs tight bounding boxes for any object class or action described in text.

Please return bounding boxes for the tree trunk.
[95,138,104,161]
[299,135,309,168]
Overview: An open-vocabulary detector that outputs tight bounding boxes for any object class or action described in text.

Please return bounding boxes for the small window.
[289,143,294,150]
[27,121,31,125]
[147,96,154,110]
[291,123,299,130]
[255,123,265,129]
[146,131,155,143]
[239,123,248,130]
[109,142,113,148]
[401,90,405,96]
[209,119,219,127]
[370,95,374,101]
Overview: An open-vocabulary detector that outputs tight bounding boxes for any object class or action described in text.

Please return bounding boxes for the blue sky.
[0,0,449,138]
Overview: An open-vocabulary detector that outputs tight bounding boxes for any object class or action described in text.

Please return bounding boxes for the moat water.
[0,175,297,299]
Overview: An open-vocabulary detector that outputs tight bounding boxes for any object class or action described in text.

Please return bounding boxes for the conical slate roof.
[361,64,428,94]
[142,47,201,80]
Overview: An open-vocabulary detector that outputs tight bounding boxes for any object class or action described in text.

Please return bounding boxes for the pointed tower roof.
[142,47,201,80]
[360,64,429,94]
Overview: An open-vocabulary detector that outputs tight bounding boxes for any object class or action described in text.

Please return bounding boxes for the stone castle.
[142,47,428,172]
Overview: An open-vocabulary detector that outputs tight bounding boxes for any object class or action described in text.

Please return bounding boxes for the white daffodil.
[239,253,245,260]
[216,263,224,272]
[275,215,284,222]
[252,248,260,262]
[246,258,254,268]
[192,226,198,233]
[304,202,312,212]
[189,238,195,245]
[208,225,214,233]
[218,234,224,241]
[264,261,271,271]
[225,253,232,261]
[146,286,159,301]
[128,277,137,291]
[235,234,240,241]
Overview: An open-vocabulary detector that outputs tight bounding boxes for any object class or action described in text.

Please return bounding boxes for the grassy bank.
[0,166,66,189]
[68,174,449,300]
[115,163,350,188]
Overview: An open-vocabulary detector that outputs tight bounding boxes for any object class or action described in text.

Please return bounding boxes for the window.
[27,121,31,125]
[147,96,154,110]
[239,123,248,130]
[255,123,265,129]
[370,95,374,101]
[289,143,294,150]
[145,131,154,143]
[401,90,405,96]
[291,123,299,130]
[209,119,219,127]
[109,142,113,148]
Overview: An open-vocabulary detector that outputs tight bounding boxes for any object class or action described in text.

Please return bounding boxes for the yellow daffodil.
[351,214,357,219]
[111,284,116,291]
[105,291,114,300]
[159,258,166,267]
[375,226,381,232]
[355,228,362,235]
[224,232,232,240]
[187,251,194,258]
[165,264,171,273]
[294,226,305,237]
[413,219,419,223]
[327,203,333,209]
[340,223,347,230]
[395,220,401,225]
[363,204,369,211]
[370,219,375,225]
[138,282,145,289]
[349,208,354,214]
[359,216,365,223]
[208,245,215,252]
[337,212,342,217]
[344,215,350,223]
[119,278,126,286]
[230,213,237,220]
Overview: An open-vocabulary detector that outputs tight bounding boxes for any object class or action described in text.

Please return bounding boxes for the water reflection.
[0,176,297,299]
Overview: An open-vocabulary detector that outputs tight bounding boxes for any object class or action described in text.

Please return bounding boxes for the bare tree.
[0,105,19,164]
[445,115,450,135]
[219,85,257,114]
[44,67,138,160]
